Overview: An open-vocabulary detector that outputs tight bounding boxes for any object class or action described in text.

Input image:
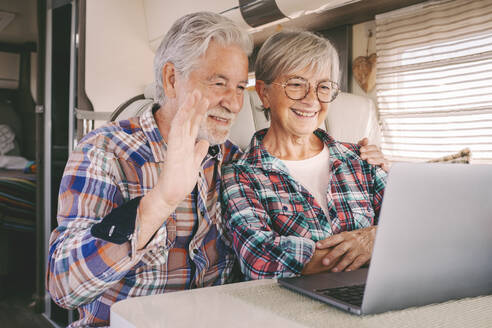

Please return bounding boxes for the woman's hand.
[358,138,391,172]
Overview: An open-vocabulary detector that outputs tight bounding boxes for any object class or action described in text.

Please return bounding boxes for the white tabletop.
[111,278,492,328]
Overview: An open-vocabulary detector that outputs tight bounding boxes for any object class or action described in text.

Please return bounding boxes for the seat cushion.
[324,92,382,146]
[110,89,382,153]
[427,148,471,164]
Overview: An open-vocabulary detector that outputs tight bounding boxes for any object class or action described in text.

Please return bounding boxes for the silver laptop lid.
[362,163,492,314]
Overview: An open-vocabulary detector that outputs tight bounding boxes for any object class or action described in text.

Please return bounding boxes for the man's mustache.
[206,107,236,121]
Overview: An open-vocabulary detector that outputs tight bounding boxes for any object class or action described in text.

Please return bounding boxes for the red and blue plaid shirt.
[47,108,241,327]
[221,129,387,280]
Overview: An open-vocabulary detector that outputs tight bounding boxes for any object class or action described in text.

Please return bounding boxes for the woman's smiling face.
[261,66,333,138]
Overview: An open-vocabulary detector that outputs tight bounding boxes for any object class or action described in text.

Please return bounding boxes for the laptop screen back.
[362,163,492,314]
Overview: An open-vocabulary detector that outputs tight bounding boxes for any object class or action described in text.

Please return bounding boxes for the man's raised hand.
[137,90,210,250]
[155,90,210,207]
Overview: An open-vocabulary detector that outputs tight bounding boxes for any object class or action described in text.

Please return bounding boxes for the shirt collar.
[202,145,223,169]
[139,106,167,162]
[312,129,361,164]
[206,144,223,161]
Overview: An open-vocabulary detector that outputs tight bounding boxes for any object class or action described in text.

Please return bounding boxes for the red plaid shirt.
[221,129,387,279]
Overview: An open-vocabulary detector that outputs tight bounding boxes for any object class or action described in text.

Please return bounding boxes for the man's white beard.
[197,107,236,145]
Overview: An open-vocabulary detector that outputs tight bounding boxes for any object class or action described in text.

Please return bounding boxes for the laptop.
[278,163,492,315]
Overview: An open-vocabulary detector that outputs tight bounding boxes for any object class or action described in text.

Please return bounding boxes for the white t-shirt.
[281,145,331,219]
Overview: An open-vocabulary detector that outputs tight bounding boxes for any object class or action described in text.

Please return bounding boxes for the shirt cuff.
[291,237,316,276]
[91,197,142,244]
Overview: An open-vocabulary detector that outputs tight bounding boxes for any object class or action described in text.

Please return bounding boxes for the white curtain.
[375,0,492,163]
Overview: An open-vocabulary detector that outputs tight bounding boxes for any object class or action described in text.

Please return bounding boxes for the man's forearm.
[47,227,140,309]
[136,188,178,250]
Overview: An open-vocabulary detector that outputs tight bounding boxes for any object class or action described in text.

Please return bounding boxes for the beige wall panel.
[144,0,236,51]
[86,0,154,114]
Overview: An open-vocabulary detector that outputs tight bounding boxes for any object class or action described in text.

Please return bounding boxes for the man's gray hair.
[154,12,253,105]
[254,30,340,117]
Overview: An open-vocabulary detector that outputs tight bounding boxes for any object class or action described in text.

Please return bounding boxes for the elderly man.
[47,11,386,327]
[47,12,252,327]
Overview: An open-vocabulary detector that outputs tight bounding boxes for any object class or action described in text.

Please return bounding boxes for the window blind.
[375,0,492,163]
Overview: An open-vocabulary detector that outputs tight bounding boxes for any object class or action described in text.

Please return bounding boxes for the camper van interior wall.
[352,53,376,93]
[352,28,376,93]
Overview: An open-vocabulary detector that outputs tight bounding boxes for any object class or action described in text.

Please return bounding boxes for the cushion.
[229,90,382,150]
[110,87,383,152]
[0,125,15,155]
[229,90,269,150]
[325,92,382,146]
[0,98,22,156]
[427,148,471,164]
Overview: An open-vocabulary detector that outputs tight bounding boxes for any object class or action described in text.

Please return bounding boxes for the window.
[375,0,492,163]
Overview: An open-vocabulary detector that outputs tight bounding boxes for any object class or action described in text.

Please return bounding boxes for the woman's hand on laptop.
[315,226,377,272]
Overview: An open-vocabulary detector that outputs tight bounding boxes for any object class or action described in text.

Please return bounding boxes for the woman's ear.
[255,80,270,109]
[162,62,177,99]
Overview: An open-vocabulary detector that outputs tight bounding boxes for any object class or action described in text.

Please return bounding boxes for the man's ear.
[255,80,270,109]
[162,62,177,99]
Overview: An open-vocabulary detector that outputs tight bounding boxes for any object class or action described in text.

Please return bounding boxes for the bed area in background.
[0,46,37,284]
[0,90,37,235]
[0,121,37,282]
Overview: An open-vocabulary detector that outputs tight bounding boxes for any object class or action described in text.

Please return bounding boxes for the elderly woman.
[221,31,387,280]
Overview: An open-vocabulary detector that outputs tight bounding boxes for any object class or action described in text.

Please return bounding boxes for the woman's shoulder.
[336,141,361,156]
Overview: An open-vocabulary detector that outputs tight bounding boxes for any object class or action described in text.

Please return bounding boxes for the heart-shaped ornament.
[352,53,377,93]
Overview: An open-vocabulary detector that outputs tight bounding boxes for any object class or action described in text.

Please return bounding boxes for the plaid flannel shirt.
[47,107,241,327]
[221,129,387,280]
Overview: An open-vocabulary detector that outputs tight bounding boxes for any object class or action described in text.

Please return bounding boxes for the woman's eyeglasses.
[271,76,339,103]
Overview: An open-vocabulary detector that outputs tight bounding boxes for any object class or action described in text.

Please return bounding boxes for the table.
[111,279,492,328]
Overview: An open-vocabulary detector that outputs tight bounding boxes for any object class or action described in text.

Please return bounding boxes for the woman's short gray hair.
[254,30,340,117]
[154,12,253,105]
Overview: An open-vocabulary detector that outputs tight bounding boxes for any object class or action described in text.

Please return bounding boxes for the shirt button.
[193,249,199,255]
[282,206,288,211]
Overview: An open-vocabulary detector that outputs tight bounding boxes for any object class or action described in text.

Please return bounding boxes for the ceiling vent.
[222,0,362,32]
